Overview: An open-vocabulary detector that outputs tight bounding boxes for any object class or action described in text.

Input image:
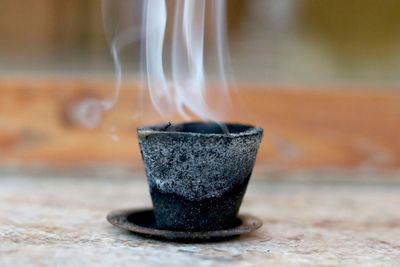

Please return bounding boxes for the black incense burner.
[137,122,263,231]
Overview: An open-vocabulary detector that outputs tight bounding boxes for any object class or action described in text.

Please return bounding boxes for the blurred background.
[2,0,400,85]
[0,0,399,177]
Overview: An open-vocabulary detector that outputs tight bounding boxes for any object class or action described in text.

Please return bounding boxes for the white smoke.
[99,0,231,123]
[73,0,231,129]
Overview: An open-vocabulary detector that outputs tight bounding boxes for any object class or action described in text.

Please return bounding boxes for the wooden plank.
[0,78,399,171]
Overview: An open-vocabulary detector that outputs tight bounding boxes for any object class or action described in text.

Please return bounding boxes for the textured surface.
[1,173,400,266]
[137,122,262,230]
[138,123,263,200]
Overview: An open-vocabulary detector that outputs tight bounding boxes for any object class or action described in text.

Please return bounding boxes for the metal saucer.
[107,208,263,242]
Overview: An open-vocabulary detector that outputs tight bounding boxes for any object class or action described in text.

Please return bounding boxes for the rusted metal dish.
[107,208,263,242]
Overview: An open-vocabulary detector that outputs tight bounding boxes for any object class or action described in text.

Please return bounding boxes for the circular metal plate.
[107,208,263,242]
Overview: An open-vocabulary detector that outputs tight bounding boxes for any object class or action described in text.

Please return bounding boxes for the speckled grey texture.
[137,122,263,201]
[137,122,263,231]
[3,174,400,266]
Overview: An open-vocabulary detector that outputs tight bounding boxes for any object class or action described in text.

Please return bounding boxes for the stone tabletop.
[1,172,400,267]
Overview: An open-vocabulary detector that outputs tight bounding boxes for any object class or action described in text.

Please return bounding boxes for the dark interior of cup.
[163,122,253,134]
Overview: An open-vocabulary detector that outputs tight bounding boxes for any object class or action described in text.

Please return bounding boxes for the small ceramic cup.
[137,122,263,231]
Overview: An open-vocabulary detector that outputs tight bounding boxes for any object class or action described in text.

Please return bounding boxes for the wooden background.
[1,1,400,173]
[1,78,399,172]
